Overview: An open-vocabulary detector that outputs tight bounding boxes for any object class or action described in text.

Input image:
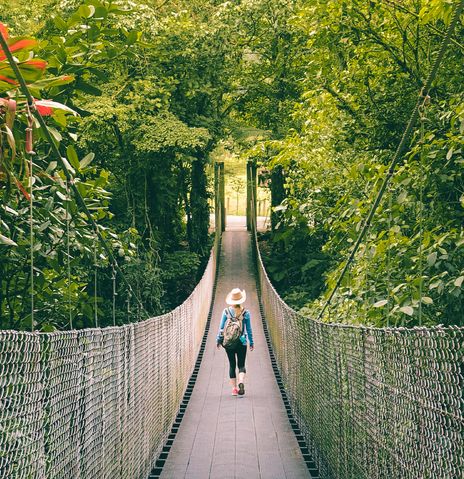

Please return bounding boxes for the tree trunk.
[146,155,182,251]
[178,160,193,248]
[190,156,210,254]
[270,164,285,231]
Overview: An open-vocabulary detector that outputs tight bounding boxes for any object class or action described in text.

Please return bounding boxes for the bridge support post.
[217,161,226,232]
[214,162,220,234]
[247,160,257,231]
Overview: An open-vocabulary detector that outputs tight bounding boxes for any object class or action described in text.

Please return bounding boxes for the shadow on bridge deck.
[159,229,309,479]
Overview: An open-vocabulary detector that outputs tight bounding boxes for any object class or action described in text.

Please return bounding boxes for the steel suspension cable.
[317,0,464,321]
[66,180,73,329]
[0,33,150,319]
[28,130,34,331]
[417,97,429,326]
[93,229,99,327]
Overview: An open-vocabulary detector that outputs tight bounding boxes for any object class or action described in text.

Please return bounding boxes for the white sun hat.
[226,288,246,305]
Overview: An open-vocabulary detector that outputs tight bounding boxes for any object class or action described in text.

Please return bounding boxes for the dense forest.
[0,0,463,330]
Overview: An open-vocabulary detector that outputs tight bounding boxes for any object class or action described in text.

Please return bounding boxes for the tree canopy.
[1,0,463,330]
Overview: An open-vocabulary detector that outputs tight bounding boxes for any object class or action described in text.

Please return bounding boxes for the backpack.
[222,308,246,349]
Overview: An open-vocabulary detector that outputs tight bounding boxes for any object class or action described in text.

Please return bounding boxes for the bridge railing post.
[246,160,257,232]
[218,162,226,232]
[214,162,220,235]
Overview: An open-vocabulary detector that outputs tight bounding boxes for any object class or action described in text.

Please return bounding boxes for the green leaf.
[61,156,76,176]
[45,161,58,174]
[426,252,437,267]
[53,16,68,31]
[78,5,95,18]
[56,191,68,201]
[38,221,51,232]
[4,125,16,159]
[126,30,139,45]
[373,299,388,308]
[454,276,464,288]
[397,191,407,204]
[75,78,102,96]
[4,206,18,216]
[399,306,414,316]
[66,145,80,171]
[41,323,56,332]
[28,75,75,91]
[80,152,95,169]
[94,6,108,19]
[421,296,433,304]
[0,234,18,247]
[48,126,62,143]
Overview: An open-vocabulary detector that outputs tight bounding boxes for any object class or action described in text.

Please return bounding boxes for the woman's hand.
[250,345,254,351]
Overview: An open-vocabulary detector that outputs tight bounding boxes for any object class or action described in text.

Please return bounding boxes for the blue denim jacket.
[216,307,254,346]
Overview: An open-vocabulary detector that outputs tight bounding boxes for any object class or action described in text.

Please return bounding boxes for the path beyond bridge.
[160,221,310,478]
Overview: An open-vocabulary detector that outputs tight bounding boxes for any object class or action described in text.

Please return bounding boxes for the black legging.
[225,344,247,379]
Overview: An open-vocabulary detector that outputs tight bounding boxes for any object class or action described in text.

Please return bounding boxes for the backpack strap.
[226,307,247,321]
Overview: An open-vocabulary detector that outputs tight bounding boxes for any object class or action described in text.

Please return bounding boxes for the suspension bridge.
[0,167,463,478]
[1,4,464,479]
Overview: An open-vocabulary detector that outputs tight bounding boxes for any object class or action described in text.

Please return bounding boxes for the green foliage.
[244,0,464,327]
[1,0,243,330]
[3,0,462,331]
[160,250,201,311]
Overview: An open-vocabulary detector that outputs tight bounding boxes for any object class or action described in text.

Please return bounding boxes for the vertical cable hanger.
[417,95,430,326]
[25,103,35,332]
[386,183,393,327]
[364,240,370,321]
[112,262,117,326]
[66,179,73,329]
[346,264,352,321]
[94,228,99,328]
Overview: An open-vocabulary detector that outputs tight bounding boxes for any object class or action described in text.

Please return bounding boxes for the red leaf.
[9,38,37,53]
[0,38,37,62]
[34,99,53,116]
[34,99,77,116]
[24,59,47,71]
[0,75,17,85]
[15,178,31,201]
[0,23,8,41]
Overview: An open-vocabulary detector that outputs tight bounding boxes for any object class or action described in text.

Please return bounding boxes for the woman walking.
[216,288,254,396]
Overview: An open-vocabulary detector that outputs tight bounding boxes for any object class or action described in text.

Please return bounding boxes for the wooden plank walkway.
[160,224,310,478]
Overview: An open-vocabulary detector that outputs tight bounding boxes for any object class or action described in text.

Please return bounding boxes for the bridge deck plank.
[160,227,310,479]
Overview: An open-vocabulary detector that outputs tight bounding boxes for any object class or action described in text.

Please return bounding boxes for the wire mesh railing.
[0,211,222,479]
[248,170,464,479]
